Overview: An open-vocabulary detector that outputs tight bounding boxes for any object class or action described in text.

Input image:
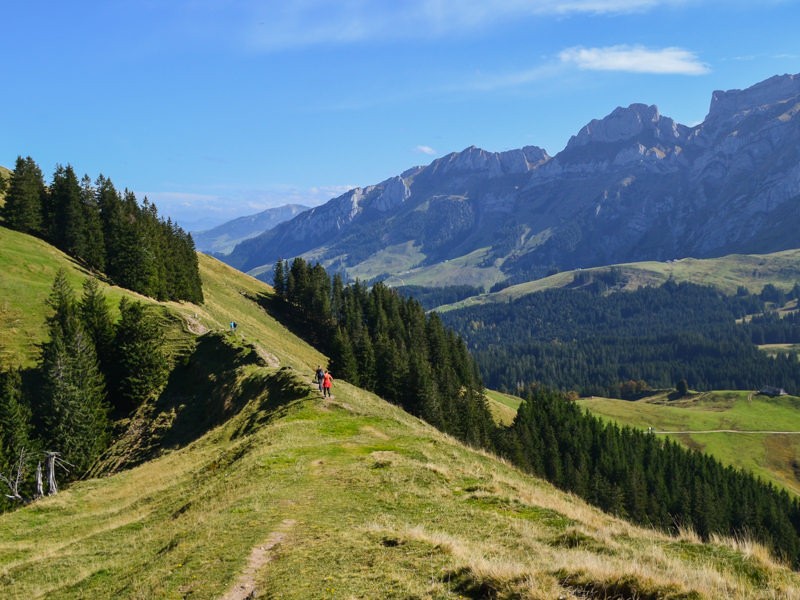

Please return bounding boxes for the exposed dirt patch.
[253,344,280,367]
[221,519,297,600]
[183,313,209,335]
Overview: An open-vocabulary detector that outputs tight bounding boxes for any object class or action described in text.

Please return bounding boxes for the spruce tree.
[46,164,87,257]
[273,259,286,298]
[110,298,168,414]
[39,269,109,475]
[330,326,359,384]
[79,277,115,376]
[0,368,31,471]
[79,175,106,271]
[1,156,45,235]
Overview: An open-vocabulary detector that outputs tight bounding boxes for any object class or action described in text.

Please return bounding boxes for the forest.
[271,258,494,447]
[274,258,800,565]
[0,155,203,303]
[441,279,800,396]
[0,271,169,508]
[498,385,800,565]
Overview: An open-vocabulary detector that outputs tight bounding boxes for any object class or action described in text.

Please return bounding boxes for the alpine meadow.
[4,4,800,597]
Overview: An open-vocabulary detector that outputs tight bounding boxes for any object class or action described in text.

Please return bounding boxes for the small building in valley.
[759,385,788,397]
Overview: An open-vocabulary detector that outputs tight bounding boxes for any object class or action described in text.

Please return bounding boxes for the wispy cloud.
[242,1,683,51]
[415,145,437,155]
[559,45,710,75]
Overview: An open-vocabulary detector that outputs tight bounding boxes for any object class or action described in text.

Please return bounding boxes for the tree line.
[272,259,800,565]
[393,284,484,311]
[0,270,169,508]
[272,258,495,447]
[1,156,203,303]
[441,279,800,396]
[496,385,800,566]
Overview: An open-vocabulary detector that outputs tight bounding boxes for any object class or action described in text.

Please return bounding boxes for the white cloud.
[415,145,437,155]
[241,1,684,50]
[559,45,710,75]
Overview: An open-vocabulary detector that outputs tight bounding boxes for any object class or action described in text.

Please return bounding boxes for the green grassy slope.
[437,250,800,312]
[485,389,523,426]
[0,227,131,368]
[3,229,800,597]
[12,371,800,598]
[579,391,800,496]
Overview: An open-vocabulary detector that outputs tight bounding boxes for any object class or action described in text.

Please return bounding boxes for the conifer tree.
[330,326,359,384]
[110,298,168,414]
[46,164,87,257]
[1,156,45,235]
[39,269,109,474]
[273,259,286,298]
[0,369,31,472]
[79,277,115,376]
[78,175,106,271]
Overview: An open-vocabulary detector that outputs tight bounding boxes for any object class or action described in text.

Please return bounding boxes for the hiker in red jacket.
[322,370,333,398]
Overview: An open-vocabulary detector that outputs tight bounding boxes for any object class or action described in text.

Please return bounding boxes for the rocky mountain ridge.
[224,72,800,288]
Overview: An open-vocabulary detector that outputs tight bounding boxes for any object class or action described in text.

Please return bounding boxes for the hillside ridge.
[4,226,800,597]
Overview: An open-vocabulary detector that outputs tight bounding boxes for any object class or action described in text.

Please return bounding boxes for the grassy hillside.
[437,250,800,312]
[485,389,523,426]
[0,227,131,368]
[4,229,800,597]
[579,391,800,496]
[11,368,800,598]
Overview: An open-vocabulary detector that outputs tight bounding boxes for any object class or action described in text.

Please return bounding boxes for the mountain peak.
[427,144,549,177]
[566,104,683,149]
[707,72,800,121]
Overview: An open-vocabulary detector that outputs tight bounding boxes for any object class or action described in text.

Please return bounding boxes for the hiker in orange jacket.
[322,370,333,398]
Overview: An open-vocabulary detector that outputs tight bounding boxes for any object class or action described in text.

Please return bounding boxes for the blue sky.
[2,1,798,231]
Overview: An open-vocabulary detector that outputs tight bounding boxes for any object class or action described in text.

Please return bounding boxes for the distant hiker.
[322,370,333,398]
[315,366,325,394]
[230,321,237,332]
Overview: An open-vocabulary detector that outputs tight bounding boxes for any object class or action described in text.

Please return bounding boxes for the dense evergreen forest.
[441,279,800,396]
[0,270,169,508]
[274,259,800,565]
[271,258,495,447]
[498,385,800,566]
[0,156,203,303]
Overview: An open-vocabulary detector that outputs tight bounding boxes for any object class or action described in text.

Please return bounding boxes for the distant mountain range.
[191,203,309,255]
[221,72,800,288]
